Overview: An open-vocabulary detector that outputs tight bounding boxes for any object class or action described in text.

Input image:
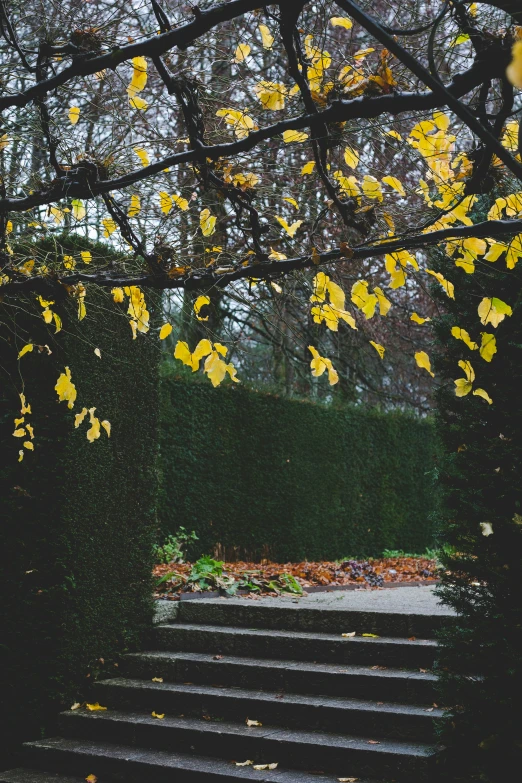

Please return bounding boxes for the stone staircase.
[1,596,449,783]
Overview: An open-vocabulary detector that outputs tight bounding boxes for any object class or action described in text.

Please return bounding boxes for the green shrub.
[159,370,441,561]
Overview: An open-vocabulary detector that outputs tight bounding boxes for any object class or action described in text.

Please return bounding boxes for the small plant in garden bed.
[153,554,438,599]
[153,528,198,565]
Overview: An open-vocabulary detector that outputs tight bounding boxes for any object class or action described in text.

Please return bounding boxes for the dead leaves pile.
[154,555,437,599]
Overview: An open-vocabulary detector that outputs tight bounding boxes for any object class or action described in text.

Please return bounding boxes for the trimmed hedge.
[159,370,440,561]
[0,239,160,768]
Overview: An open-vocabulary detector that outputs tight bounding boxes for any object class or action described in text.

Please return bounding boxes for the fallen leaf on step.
[425,707,434,712]
[420,669,428,673]
[371,665,387,670]
[86,703,107,711]
[362,633,379,638]
[152,677,163,682]
[213,655,224,660]
[253,763,278,770]
[235,760,253,766]
[368,740,380,744]
[85,776,97,783]
[338,778,358,782]
[342,632,356,638]
[151,711,165,719]
[70,702,81,710]
[408,636,416,641]
[246,718,263,727]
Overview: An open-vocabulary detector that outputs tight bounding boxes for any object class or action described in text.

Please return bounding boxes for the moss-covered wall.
[159,369,440,561]
[0,240,160,768]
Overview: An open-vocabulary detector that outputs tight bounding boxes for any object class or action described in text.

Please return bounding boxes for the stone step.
[21,737,381,783]
[56,710,438,779]
[123,650,439,705]
[0,771,84,783]
[176,600,448,640]
[155,624,438,669]
[91,678,442,742]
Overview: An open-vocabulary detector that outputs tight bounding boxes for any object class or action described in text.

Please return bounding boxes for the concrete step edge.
[93,677,444,717]
[58,710,440,757]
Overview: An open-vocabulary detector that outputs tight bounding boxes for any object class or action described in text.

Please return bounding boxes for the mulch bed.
[153,556,438,600]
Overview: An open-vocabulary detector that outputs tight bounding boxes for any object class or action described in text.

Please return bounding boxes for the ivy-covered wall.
[159,368,440,561]
[0,240,160,768]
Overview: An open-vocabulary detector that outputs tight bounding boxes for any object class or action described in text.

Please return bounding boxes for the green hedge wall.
[0,239,160,768]
[159,370,440,561]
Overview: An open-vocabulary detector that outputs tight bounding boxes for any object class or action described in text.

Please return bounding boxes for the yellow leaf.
[259,24,274,49]
[68,106,80,124]
[473,388,493,404]
[361,175,383,201]
[18,449,24,462]
[25,423,34,439]
[20,394,31,414]
[128,194,141,217]
[86,703,106,711]
[301,161,315,175]
[63,255,75,270]
[151,711,165,719]
[479,332,497,362]
[370,341,385,359]
[86,776,98,783]
[254,81,287,111]
[268,248,287,260]
[12,428,26,438]
[127,56,147,97]
[86,407,101,443]
[415,351,434,377]
[112,287,124,303]
[102,218,117,237]
[246,719,263,727]
[55,367,77,409]
[480,522,494,536]
[386,129,402,141]
[253,764,278,771]
[216,108,256,139]
[0,133,9,150]
[50,206,64,224]
[275,216,303,237]
[159,323,173,340]
[18,343,33,358]
[172,194,189,211]
[478,297,512,328]
[362,633,379,638]
[101,420,111,437]
[344,147,359,169]
[283,197,299,209]
[159,192,172,214]
[382,176,405,197]
[374,286,391,316]
[507,40,522,88]
[81,251,92,264]
[74,408,88,428]
[236,760,253,767]
[451,326,478,351]
[233,43,250,62]
[42,307,53,324]
[129,95,148,111]
[308,345,339,385]
[351,280,377,319]
[94,348,101,358]
[200,208,217,237]
[72,199,86,220]
[426,269,455,299]
[283,130,308,143]
[342,631,356,638]
[330,16,353,29]
[411,313,430,325]
[194,295,211,321]
[133,147,149,167]
[151,677,163,683]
